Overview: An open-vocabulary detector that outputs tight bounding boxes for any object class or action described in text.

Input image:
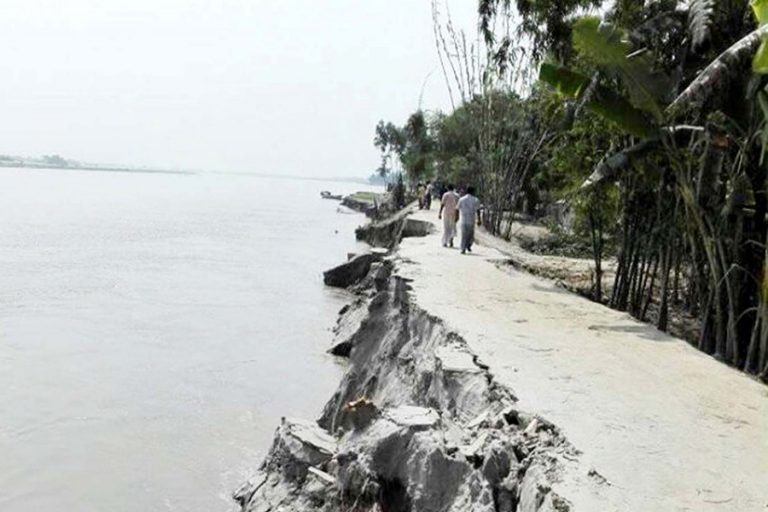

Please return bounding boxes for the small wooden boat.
[321,191,343,200]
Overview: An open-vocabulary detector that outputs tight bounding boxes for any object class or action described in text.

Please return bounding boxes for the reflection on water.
[0,168,373,511]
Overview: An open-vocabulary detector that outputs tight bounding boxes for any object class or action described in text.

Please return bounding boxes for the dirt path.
[397,209,768,511]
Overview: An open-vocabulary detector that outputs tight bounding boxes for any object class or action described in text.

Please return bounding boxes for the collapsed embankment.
[233,209,577,512]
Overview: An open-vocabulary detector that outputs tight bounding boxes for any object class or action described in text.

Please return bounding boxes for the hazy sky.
[0,1,478,177]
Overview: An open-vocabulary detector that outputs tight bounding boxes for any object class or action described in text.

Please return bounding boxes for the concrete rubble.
[323,252,384,288]
[355,207,435,249]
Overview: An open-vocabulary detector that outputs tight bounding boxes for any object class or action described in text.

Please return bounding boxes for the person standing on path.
[457,186,482,254]
[438,184,460,248]
[423,181,434,210]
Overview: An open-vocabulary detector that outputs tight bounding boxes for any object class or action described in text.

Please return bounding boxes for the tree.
[536,1,768,377]
[43,154,69,167]
[373,121,405,178]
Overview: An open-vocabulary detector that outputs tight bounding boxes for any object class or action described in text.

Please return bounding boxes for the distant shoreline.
[0,163,377,185]
[0,162,193,175]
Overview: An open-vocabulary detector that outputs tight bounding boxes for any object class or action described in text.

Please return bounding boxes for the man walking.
[438,184,459,248]
[423,181,434,210]
[457,186,481,254]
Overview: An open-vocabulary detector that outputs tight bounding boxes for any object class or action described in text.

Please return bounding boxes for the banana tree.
[540,16,675,186]
[542,2,768,184]
[540,3,768,376]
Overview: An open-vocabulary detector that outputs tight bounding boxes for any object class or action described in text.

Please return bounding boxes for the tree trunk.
[657,245,673,331]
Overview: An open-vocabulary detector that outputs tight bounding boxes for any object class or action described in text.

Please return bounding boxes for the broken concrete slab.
[436,344,484,373]
[284,418,337,456]
[307,466,335,486]
[328,339,353,357]
[402,217,434,238]
[323,253,382,288]
[385,406,440,429]
[459,431,490,461]
[355,208,411,248]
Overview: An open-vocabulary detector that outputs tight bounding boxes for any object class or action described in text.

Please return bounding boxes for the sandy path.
[397,209,768,511]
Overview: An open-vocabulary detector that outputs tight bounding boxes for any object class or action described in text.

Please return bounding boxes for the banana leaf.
[759,89,768,164]
[753,0,768,72]
[581,139,660,188]
[539,63,590,96]
[572,17,670,120]
[670,24,768,111]
[539,63,657,138]
[580,125,705,188]
[573,17,630,66]
[753,0,768,24]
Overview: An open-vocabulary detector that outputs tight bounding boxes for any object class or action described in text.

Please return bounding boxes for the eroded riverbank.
[235,206,579,511]
[235,259,576,512]
[236,204,768,511]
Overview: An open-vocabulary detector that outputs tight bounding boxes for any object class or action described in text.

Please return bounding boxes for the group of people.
[416,181,434,210]
[411,180,482,254]
[437,184,482,255]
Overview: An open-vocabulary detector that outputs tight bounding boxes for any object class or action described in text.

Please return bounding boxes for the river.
[0,168,374,511]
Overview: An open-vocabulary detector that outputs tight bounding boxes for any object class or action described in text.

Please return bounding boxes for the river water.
[0,168,374,511]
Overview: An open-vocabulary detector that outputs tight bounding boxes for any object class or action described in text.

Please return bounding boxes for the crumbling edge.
[234,208,587,512]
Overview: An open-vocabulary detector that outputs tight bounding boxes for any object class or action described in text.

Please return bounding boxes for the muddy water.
[0,168,373,511]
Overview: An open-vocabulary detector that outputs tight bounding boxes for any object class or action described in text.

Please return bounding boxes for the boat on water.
[320,191,342,200]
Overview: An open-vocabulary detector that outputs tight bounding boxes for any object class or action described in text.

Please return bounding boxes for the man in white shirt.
[438,184,460,248]
[457,186,481,254]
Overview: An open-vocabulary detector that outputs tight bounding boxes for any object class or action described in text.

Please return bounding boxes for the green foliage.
[753,0,768,24]
[373,112,435,182]
[373,121,405,177]
[479,0,604,61]
[521,225,605,258]
[538,110,613,197]
[523,108,620,267]
[754,41,768,74]
[538,12,678,139]
[538,63,589,96]
[758,87,768,163]
[753,0,768,73]
[42,154,69,167]
[572,17,630,66]
[401,111,435,182]
[431,91,526,188]
[572,185,620,254]
[539,63,656,138]
[572,17,670,120]
[584,139,665,187]
[476,0,768,377]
